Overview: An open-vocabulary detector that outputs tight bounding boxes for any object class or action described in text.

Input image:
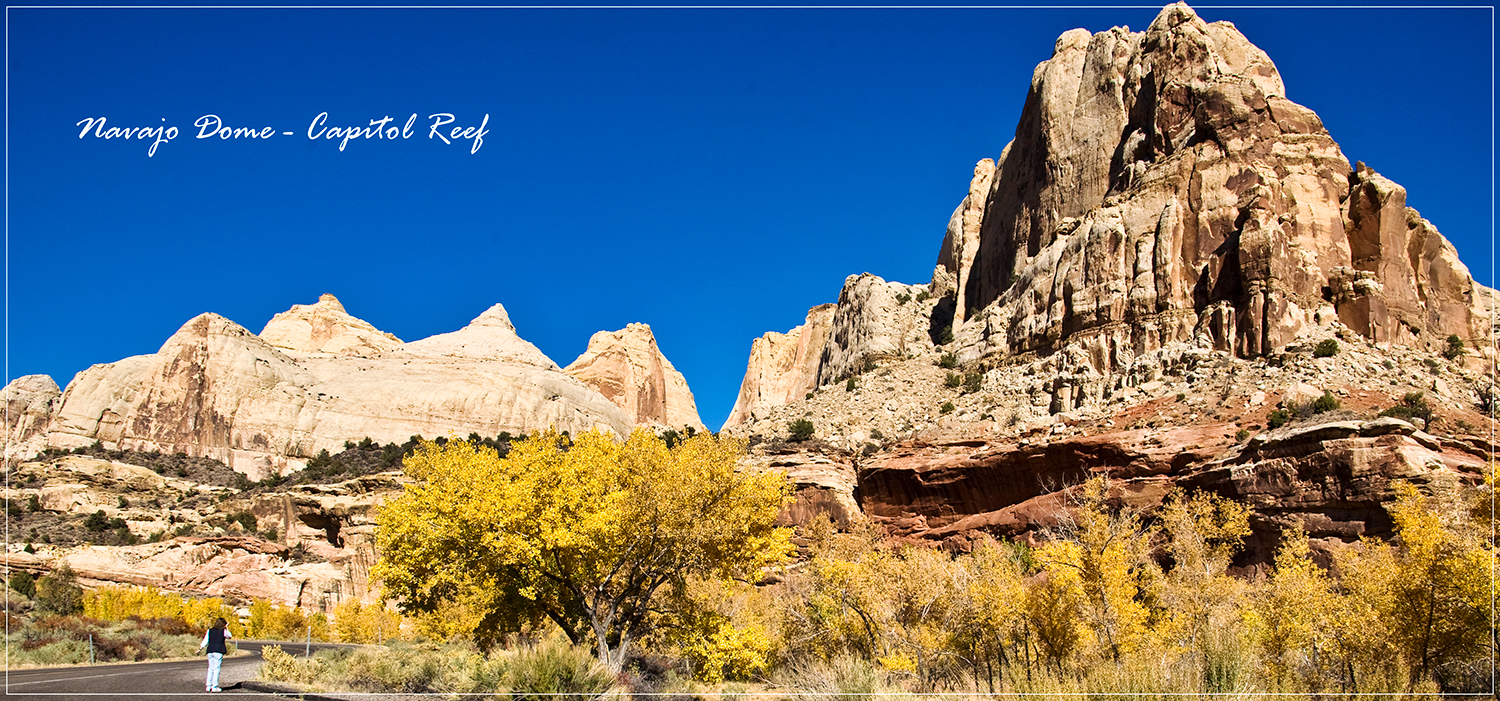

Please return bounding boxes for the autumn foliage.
[373,429,794,671]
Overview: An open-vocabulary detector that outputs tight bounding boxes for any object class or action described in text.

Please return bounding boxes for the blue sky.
[5,5,1494,430]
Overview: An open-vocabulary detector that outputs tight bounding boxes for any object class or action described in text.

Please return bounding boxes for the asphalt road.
[4,640,347,699]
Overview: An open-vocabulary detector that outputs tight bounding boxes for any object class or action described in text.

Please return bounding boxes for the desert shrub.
[227,511,257,532]
[1235,429,1250,443]
[915,290,930,303]
[937,352,958,369]
[895,293,911,305]
[260,644,325,686]
[772,655,884,701]
[1267,407,1290,429]
[506,640,615,701]
[940,401,955,414]
[788,419,815,442]
[940,325,954,345]
[944,373,961,389]
[1443,334,1465,360]
[1313,339,1339,358]
[963,371,983,394]
[1380,392,1433,424]
[1310,391,1340,414]
[845,378,856,392]
[35,565,83,615]
[10,571,35,599]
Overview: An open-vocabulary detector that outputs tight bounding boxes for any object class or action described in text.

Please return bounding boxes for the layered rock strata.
[564,323,704,430]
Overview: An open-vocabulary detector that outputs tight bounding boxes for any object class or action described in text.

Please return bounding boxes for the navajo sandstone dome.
[5,293,704,480]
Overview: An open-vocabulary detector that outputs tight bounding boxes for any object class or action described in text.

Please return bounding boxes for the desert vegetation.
[254,433,1499,697]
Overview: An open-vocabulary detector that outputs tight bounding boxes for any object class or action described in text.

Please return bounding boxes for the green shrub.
[1235,429,1250,443]
[11,570,35,598]
[1443,334,1466,360]
[228,511,257,532]
[915,290,931,303]
[940,401,956,415]
[937,352,958,369]
[804,392,814,400]
[788,419,815,442]
[963,371,983,394]
[940,325,954,345]
[895,293,911,305]
[1380,392,1433,424]
[1267,409,1290,429]
[35,564,83,615]
[1313,339,1339,358]
[845,378,856,392]
[1310,391,1341,414]
[506,640,614,701]
[27,494,40,512]
[944,372,961,389]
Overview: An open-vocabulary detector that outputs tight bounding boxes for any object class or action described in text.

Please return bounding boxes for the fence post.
[88,634,94,665]
[305,625,310,658]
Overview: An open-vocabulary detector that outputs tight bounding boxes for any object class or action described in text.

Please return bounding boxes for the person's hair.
[213,617,227,629]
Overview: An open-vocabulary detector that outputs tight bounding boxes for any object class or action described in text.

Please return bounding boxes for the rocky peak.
[563,323,704,430]
[722,304,836,430]
[259,293,403,357]
[395,303,558,369]
[944,2,1487,368]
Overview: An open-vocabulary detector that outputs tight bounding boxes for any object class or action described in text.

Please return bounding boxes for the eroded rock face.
[817,274,939,386]
[859,417,1486,566]
[3,375,60,461]
[722,305,836,429]
[259,293,404,357]
[37,302,631,477]
[945,3,1486,370]
[563,323,704,430]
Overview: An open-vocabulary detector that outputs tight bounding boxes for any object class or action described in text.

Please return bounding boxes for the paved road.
[4,640,346,699]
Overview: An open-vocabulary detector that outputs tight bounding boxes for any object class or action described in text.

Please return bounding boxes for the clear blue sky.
[5,5,1494,430]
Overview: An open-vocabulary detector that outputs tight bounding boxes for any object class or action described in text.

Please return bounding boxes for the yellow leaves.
[374,428,794,661]
[83,586,244,637]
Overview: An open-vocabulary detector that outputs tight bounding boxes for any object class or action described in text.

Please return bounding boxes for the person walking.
[196,617,234,692]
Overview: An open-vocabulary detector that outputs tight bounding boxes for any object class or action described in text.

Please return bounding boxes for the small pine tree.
[1442,334,1465,360]
[1313,339,1339,358]
[788,419,815,442]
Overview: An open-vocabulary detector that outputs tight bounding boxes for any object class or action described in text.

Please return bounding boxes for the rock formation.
[16,299,632,477]
[259,293,403,357]
[2,452,394,611]
[725,2,1496,563]
[722,304,836,429]
[3,374,60,460]
[563,323,705,430]
[940,3,1487,368]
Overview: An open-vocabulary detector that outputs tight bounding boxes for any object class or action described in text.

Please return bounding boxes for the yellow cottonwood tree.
[373,429,793,670]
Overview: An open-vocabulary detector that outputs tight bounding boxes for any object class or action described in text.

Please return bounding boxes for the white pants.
[205,652,224,690]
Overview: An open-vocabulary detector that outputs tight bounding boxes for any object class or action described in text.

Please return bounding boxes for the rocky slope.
[564,323,704,431]
[2,450,393,611]
[5,295,705,479]
[725,2,1496,564]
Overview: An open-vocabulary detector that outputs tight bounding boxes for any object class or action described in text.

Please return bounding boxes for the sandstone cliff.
[941,3,1487,367]
[19,299,632,477]
[563,323,704,430]
[722,304,836,429]
[725,2,1496,563]
[3,374,60,460]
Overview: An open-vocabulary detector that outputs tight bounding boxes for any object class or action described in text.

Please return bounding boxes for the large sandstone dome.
[6,295,702,480]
